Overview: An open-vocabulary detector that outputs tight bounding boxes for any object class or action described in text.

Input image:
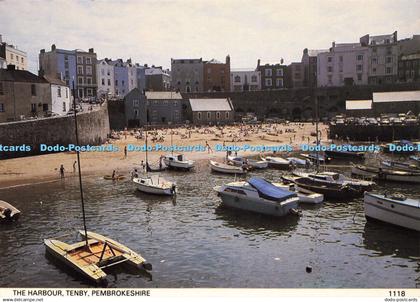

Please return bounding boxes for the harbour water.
[0,161,419,288]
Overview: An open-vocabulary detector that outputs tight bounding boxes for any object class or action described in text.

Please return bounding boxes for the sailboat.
[162,130,195,170]
[44,83,152,285]
[133,106,177,196]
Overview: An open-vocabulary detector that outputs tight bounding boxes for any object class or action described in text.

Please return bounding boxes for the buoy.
[306,266,312,273]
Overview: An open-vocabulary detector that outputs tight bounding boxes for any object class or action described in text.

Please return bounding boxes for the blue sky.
[1,0,419,73]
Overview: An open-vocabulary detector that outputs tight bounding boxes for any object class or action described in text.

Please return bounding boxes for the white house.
[44,76,71,115]
[230,69,261,91]
[96,59,115,97]
[317,42,369,87]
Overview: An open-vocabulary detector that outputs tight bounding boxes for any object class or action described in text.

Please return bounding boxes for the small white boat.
[214,177,299,216]
[133,175,176,196]
[0,200,21,223]
[272,182,324,204]
[300,153,330,163]
[261,156,291,170]
[210,160,246,174]
[162,154,195,170]
[380,160,420,172]
[364,192,420,231]
[293,170,375,191]
[44,230,152,285]
[227,156,268,169]
[287,157,311,168]
[352,164,420,183]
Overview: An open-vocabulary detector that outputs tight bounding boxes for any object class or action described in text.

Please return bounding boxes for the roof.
[373,91,420,103]
[145,91,182,100]
[145,68,169,76]
[205,59,223,64]
[189,98,233,111]
[401,53,420,60]
[307,49,328,57]
[346,100,372,110]
[0,69,48,83]
[43,75,67,86]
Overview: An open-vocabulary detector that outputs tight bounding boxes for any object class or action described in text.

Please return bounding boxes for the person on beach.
[124,146,127,158]
[111,170,116,180]
[141,160,145,172]
[59,164,65,179]
[205,141,213,153]
[73,161,77,173]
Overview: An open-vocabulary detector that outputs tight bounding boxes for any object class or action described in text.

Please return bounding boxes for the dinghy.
[0,200,21,223]
[44,230,152,285]
[272,182,324,204]
[364,192,420,231]
[352,164,420,183]
[260,156,291,170]
[133,175,176,196]
[162,154,195,171]
[287,157,311,168]
[210,160,246,174]
[227,156,268,169]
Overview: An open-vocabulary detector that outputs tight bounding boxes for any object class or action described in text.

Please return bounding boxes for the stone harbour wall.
[0,102,110,159]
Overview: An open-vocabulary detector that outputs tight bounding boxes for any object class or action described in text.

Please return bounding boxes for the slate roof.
[145,91,182,100]
[189,98,233,111]
[0,69,48,83]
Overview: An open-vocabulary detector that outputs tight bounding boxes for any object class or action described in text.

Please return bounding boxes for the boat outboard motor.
[3,208,12,219]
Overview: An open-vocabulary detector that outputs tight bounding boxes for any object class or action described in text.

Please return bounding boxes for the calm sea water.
[0,160,419,288]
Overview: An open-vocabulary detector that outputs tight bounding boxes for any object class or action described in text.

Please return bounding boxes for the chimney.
[332,41,335,48]
[0,34,2,43]
[40,49,45,53]
[51,44,56,51]
[226,54,230,65]
[89,48,94,53]
[7,64,16,71]
[257,59,260,67]
[144,64,148,68]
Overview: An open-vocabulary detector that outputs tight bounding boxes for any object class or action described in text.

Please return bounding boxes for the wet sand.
[0,123,328,188]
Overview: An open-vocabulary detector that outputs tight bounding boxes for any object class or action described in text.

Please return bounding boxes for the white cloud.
[0,0,419,73]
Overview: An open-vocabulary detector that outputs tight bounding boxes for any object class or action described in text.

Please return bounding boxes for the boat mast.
[171,130,173,156]
[72,81,89,247]
[315,97,320,172]
[145,100,149,173]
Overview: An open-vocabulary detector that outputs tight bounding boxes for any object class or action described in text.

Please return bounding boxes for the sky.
[1,0,419,73]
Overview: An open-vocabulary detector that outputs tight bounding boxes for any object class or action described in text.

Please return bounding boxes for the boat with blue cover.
[213,177,299,216]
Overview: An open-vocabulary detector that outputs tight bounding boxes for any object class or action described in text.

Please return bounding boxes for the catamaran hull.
[364,194,420,231]
[218,193,298,216]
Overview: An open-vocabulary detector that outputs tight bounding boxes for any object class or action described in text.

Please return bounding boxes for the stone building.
[187,98,234,125]
[360,31,399,85]
[301,48,327,88]
[230,69,261,91]
[256,59,286,90]
[398,53,420,83]
[145,91,183,125]
[145,66,171,91]
[317,42,369,87]
[123,88,147,127]
[171,58,204,92]
[39,45,97,98]
[288,62,304,88]
[203,56,230,92]
[0,35,27,71]
[0,65,51,123]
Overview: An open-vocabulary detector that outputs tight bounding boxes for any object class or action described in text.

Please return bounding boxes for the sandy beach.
[0,123,328,188]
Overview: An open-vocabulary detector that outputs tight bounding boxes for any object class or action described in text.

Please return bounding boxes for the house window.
[386,67,392,74]
[43,104,48,111]
[102,78,105,85]
[122,80,125,86]
[10,53,13,60]
[65,61,69,69]
[265,69,272,76]
[87,88,93,96]
[57,86,61,97]
[265,78,272,86]
[16,55,19,62]
[207,112,211,119]
[31,84,36,96]
[216,112,220,119]
[327,75,332,84]
[357,74,362,81]
[327,66,333,72]
[372,58,377,64]
[276,78,283,87]
[78,77,83,84]
[357,54,363,61]
[339,56,343,62]
[386,57,392,64]
[65,88,68,98]
[86,57,91,64]
[276,69,283,76]
[234,75,241,83]
[86,66,92,75]
[225,112,229,119]
[174,101,178,106]
[327,57,332,62]
[197,112,202,120]
[107,70,110,76]
[372,47,377,53]
[356,65,363,71]
[31,104,36,112]
[386,47,392,55]
[77,56,83,64]
[77,66,83,75]
[133,99,139,107]
[251,75,257,82]
[372,68,376,74]
[63,102,66,112]
[0,82,3,95]
[0,103,4,112]
[115,80,118,86]
[186,86,191,93]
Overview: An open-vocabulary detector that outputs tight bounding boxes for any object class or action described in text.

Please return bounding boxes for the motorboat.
[213,177,299,216]
[300,153,331,163]
[162,154,195,171]
[272,182,324,204]
[0,200,21,223]
[380,160,420,172]
[351,164,420,184]
[210,160,246,174]
[364,192,420,231]
[44,230,152,285]
[293,170,374,191]
[282,175,363,200]
[260,156,291,170]
[287,157,311,168]
[227,156,268,169]
[324,149,365,160]
[133,174,176,196]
